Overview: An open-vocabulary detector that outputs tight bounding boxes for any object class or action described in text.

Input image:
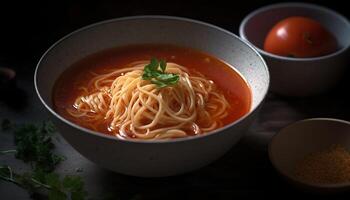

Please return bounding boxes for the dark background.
[1,0,350,199]
[0,0,349,68]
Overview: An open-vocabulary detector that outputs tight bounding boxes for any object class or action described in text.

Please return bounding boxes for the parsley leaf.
[13,121,65,172]
[142,58,179,88]
[0,165,14,183]
[0,121,87,200]
[160,59,166,72]
[48,189,67,200]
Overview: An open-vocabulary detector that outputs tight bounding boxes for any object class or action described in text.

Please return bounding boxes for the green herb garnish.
[0,166,87,200]
[142,58,179,88]
[0,121,87,200]
[5,121,65,172]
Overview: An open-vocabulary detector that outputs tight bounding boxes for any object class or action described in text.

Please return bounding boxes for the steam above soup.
[53,44,251,140]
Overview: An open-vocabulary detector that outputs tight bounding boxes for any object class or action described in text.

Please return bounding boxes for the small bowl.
[269,118,350,192]
[35,16,269,177]
[239,3,350,97]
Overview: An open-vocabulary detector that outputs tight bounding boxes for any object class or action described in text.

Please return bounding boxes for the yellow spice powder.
[294,144,350,184]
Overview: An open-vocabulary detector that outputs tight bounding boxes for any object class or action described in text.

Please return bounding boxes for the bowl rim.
[34,15,270,144]
[268,117,350,188]
[239,2,350,62]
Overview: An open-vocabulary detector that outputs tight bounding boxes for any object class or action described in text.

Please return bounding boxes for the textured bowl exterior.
[264,53,348,96]
[35,16,269,177]
[239,3,350,96]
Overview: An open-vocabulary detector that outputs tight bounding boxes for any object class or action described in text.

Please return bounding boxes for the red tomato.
[263,16,338,58]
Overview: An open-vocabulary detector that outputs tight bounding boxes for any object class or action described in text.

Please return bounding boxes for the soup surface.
[53,44,251,139]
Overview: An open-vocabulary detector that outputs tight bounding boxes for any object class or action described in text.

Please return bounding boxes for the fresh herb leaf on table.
[13,121,65,172]
[0,121,87,200]
[0,166,87,200]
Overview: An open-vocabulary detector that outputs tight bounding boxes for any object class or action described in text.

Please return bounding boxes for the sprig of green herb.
[0,121,65,172]
[142,58,179,88]
[0,121,87,200]
[14,121,65,172]
[0,166,87,200]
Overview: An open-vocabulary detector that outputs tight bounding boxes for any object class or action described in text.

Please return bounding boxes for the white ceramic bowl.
[35,16,269,177]
[269,118,350,192]
[240,3,350,97]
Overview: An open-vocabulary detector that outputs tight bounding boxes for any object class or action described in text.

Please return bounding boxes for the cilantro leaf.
[13,121,64,172]
[63,175,87,200]
[0,121,88,200]
[48,188,67,200]
[160,59,166,72]
[0,165,88,200]
[63,175,84,191]
[45,173,61,189]
[142,58,179,88]
[0,165,13,182]
[146,58,159,71]
[151,79,168,88]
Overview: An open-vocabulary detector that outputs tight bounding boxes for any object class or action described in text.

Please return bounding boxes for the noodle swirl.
[67,61,230,139]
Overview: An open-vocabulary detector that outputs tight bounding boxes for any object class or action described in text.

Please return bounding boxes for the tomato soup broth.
[53,44,251,138]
